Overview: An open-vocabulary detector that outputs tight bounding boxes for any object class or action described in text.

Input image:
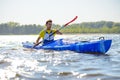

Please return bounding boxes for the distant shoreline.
[1,21,120,35]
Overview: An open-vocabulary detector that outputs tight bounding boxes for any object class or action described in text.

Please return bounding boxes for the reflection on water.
[0,34,120,80]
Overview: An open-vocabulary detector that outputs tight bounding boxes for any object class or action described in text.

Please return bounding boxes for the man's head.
[46,19,52,30]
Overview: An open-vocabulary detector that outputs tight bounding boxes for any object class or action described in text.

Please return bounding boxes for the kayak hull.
[72,40,112,54]
[22,39,112,54]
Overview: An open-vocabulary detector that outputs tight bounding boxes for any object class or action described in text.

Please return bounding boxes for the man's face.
[46,22,52,30]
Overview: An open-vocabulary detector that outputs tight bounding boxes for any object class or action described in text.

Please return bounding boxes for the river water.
[0,34,120,80]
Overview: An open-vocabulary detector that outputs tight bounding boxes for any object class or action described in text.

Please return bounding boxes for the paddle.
[33,16,78,48]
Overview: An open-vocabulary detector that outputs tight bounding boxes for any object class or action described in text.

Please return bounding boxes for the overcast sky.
[0,0,120,25]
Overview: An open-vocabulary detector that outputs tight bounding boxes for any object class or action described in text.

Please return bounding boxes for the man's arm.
[35,36,41,44]
[35,30,44,44]
[56,30,62,35]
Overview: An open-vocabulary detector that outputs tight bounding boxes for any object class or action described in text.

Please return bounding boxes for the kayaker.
[35,19,62,45]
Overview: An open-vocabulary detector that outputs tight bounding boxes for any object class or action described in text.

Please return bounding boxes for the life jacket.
[43,30,54,45]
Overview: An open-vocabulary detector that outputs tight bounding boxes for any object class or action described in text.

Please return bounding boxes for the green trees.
[60,21,120,33]
[0,22,43,35]
[0,21,120,35]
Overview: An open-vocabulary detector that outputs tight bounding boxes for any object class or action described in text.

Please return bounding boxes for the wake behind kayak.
[22,38,112,54]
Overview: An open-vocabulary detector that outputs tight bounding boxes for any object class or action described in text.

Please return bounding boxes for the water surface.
[0,34,120,80]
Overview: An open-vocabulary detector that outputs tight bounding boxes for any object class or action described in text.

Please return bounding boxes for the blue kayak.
[22,39,112,54]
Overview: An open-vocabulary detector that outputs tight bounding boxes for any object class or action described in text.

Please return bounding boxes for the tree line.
[0,21,120,35]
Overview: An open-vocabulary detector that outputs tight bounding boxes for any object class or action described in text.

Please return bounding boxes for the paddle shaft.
[33,16,78,47]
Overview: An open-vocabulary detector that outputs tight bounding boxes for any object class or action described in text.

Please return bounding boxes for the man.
[35,19,62,45]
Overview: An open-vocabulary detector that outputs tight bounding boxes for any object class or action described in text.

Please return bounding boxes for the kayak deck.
[22,39,112,54]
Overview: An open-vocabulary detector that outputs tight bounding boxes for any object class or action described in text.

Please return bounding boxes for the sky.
[0,0,120,25]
